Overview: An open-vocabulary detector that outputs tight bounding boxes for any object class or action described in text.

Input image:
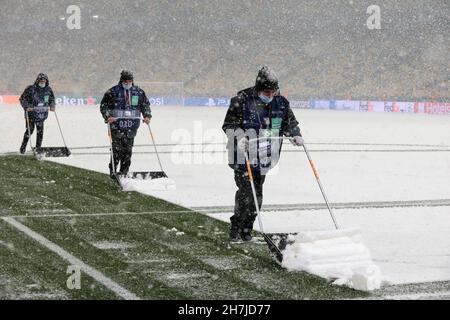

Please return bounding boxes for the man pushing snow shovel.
[100,70,152,179]
[222,66,304,242]
[19,73,56,154]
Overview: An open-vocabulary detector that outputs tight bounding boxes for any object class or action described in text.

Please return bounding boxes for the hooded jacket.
[222,86,301,172]
[19,73,55,121]
[100,80,152,138]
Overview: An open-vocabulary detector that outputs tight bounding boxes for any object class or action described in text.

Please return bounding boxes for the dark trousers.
[21,118,44,149]
[109,135,135,176]
[231,169,266,233]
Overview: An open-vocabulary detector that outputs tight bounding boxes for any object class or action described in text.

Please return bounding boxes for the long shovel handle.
[246,136,339,229]
[147,123,165,173]
[245,153,285,261]
[54,110,68,148]
[245,153,265,234]
[302,144,340,229]
[107,123,117,174]
[25,110,35,156]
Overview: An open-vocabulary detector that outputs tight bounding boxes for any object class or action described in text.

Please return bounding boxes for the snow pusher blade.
[25,110,71,158]
[106,116,173,188]
[123,171,168,180]
[263,233,297,263]
[36,147,71,157]
[117,122,170,182]
[264,229,364,264]
[115,172,176,191]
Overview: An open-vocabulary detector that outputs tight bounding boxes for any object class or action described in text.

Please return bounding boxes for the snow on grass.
[164,272,210,281]
[165,227,185,236]
[0,239,15,251]
[125,258,177,264]
[24,209,75,215]
[200,256,241,270]
[91,241,136,250]
[1,105,449,292]
[4,157,363,299]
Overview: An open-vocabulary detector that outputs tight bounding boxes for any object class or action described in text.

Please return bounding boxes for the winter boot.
[241,228,253,242]
[229,226,241,242]
[109,162,118,179]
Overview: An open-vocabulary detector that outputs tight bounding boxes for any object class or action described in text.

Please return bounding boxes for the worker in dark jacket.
[100,70,151,178]
[222,66,304,241]
[19,73,56,154]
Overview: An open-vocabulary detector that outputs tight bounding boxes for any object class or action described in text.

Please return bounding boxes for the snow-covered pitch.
[1,104,449,291]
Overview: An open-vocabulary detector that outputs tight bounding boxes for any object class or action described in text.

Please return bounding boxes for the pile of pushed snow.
[281,228,383,291]
[120,177,176,192]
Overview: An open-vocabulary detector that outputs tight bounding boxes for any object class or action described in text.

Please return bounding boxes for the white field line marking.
[1,217,140,300]
[5,210,196,219]
[381,290,450,300]
[5,199,450,219]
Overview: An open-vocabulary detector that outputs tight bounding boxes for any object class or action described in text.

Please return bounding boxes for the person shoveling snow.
[100,70,152,180]
[236,133,384,291]
[221,66,304,242]
[101,70,173,190]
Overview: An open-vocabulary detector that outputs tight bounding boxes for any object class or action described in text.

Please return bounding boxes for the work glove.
[290,136,304,146]
[237,137,249,152]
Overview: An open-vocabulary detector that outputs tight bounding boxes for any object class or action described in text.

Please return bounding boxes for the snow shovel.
[34,109,71,158]
[245,136,340,263]
[107,123,121,186]
[246,137,380,289]
[25,110,36,157]
[107,117,168,187]
[36,147,71,157]
[244,151,284,262]
[123,123,168,180]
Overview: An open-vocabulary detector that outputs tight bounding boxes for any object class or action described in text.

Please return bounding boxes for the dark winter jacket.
[19,74,55,122]
[100,83,151,138]
[222,86,301,172]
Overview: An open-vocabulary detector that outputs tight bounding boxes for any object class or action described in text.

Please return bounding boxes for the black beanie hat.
[255,66,279,91]
[120,70,134,82]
